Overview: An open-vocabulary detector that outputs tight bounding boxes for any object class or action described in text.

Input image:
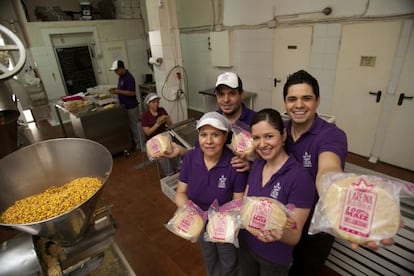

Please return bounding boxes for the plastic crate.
[160,173,179,202]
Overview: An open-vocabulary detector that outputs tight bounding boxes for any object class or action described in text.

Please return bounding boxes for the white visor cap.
[145,93,161,104]
[196,112,231,132]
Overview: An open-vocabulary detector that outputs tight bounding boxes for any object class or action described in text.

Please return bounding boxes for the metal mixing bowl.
[0,138,113,244]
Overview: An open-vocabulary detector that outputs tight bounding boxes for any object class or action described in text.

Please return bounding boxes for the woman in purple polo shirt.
[176,112,247,276]
[238,109,316,276]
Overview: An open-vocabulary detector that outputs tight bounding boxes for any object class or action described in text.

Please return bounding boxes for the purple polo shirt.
[179,146,248,211]
[117,71,138,109]
[285,115,347,235]
[217,103,256,131]
[240,156,315,265]
[285,114,348,182]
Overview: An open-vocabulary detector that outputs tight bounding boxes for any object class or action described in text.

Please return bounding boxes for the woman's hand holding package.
[159,142,188,158]
[256,229,283,243]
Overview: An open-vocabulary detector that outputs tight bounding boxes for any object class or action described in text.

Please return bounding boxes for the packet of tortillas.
[230,124,256,161]
[309,172,409,245]
[146,131,172,160]
[165,200,206,243]
[240,196,288,236]
[204,199,243,247]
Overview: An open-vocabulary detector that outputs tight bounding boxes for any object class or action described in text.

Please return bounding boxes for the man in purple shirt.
[284,70,395,275]
[109,60,140,149]
[163,72,255,172]
[282,70,347,276]
[215,72,256,130]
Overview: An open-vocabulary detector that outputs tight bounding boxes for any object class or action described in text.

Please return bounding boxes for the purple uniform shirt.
[285,114,347,233]
[285,114,348,187]
[217,103,256,131]
[141,107,169,140]
[240,156,315,265]
[179,146,248,211]
[117,71,138,109]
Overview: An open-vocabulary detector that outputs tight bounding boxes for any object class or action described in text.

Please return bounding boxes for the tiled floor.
[1,118,413,276]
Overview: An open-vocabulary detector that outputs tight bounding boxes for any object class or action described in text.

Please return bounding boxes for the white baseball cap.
[109,60,124,71]
[144,93,161,104]
[196,112,231,132]
[215,72,241,90]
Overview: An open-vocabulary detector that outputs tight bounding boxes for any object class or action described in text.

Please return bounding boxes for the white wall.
[177,0,414,112]
[23,19,149,101]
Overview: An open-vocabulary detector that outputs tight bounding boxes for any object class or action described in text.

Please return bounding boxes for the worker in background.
[141,93,173,140]
[109,60,141,150]
[163,72,255,172]
[141,93,174,176]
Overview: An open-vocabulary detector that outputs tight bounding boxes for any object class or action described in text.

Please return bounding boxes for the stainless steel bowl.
[0,138,113,244]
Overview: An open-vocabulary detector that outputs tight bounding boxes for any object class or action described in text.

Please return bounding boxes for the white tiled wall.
[181,29,274,112]
[181,24,342,114]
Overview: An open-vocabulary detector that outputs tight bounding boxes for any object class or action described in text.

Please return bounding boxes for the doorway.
[55,45,97,95]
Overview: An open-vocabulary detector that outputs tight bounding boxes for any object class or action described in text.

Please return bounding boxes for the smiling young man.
[283,70,348,276]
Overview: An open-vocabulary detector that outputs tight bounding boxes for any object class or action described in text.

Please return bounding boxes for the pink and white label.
[149,139,161,154]
[236,133,249,152]
[212,213,227,241]
[177,210,196,234]
[248,199,272,231]
[339,179,377,237]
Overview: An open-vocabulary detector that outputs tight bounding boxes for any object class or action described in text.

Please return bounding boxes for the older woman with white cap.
[176,112,247,276]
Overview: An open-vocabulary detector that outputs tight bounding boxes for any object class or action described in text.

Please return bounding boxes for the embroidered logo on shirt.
[270,182,281,199]
[303,152,312,168]
[218,175,227,189]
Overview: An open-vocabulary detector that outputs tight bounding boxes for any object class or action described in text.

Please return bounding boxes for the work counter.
[55,103,133,155]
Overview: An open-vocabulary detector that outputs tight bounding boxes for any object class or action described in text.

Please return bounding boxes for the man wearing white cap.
[109,60,140,149]
[163,72,255,172]
[215,72,255,129]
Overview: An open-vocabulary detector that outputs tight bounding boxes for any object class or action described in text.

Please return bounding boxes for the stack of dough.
[206,212,239,243]
[241,197,287,236]
[146,133,172,159]
[320,175,400,244]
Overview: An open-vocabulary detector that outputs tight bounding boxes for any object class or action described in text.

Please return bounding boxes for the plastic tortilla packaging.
[230,124,256,161]
[309,172,413,245]
[204,199,243,247]
[240,196,288,237]
[146,131,172,160]
[165,201,206,243]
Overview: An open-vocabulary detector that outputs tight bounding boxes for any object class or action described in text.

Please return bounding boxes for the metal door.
[379,26,414,171]
[272,26,312,113]
[332,21,401,157]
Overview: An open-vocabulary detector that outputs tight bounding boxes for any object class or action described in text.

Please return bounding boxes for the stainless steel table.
[55,103,133,155]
